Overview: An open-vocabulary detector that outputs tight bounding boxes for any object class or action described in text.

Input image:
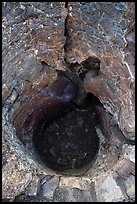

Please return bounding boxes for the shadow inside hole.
[32,93,100,174]
[69,56,100,80]
[81,56,100,70]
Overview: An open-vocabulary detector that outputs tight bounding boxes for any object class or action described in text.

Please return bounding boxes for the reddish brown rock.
[2,2,135,201]
[2,3,135,141]
[66,2,135,140]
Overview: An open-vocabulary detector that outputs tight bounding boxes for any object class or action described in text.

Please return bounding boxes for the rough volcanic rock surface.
[65,2,135,141]
[2,2,67,104]
[2,2,135,202]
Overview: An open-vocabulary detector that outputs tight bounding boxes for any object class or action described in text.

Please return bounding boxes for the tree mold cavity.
[33,92,100,174]
[13,72,101,175]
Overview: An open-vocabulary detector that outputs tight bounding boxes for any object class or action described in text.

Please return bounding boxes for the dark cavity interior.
[32,93,100,173]
[69,56,100,80]
[14,56,102,174]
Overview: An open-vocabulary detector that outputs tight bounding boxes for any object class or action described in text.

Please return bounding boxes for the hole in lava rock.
[32,93,100,174]
[69,56,100,81]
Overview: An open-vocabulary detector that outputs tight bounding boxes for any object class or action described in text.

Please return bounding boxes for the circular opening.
[11,56,104,175]
[13,74,101,175]
[32,93,100,173]
[12,56,103,175]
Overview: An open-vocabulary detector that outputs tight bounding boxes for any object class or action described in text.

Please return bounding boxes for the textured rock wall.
[3,2,135,140]
[65,2,135,140]
[2,2,135,201]
[2,2,67,104]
